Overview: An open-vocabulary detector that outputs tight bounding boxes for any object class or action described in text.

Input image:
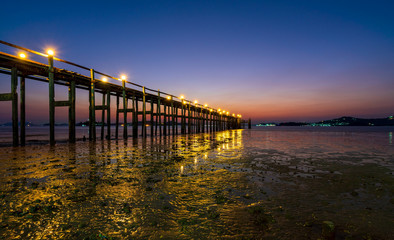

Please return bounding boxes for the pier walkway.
[0,40,249,146]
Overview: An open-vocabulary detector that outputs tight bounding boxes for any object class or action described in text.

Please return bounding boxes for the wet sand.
[0,128,393,239]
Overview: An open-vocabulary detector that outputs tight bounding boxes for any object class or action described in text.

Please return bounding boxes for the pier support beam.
[20,75,25,146]
[150,97,154,137]
[11,67,19,146]
[122,80,127,139]
[115,94,119,139]
[48,56,55,145]
[132,95,138,138]
[107,89,111,140]
[69,79,76,143]
[89,69,96,141]
[142,87,146,137]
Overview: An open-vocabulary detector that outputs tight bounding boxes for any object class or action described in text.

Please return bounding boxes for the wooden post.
[210,111,213,132]
[11,67,18,146]
[174,105,177,135]
[69,78,76,143]
[48,56,55,145]
[107,89,111,140]
[157,90,161,136]
[20,75,25,146]
[163,103,167,136]
[248,118,251,129]
[181,102,185,134]
[188,103,191,134]
[122,80,128,139]
[150,97,154,137]
[132,95,138,138]
[142,87,147,137]
[115,94,119,139]
[89,69,96,141]
[101,92,105,140]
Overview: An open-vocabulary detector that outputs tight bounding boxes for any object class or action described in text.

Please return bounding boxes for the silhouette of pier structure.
[0,40,249,146]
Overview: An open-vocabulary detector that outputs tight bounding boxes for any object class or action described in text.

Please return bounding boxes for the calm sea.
[0,126,393,239]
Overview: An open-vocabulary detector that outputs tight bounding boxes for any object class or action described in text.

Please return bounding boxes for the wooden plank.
[0,93,12,101]
[118,108,134,113]
[95,105,108,110]
[54,100,71,107]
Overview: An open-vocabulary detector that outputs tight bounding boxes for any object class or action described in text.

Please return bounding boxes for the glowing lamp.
[167,96,171,100]
[19,53,26,59]
[194,100,198,104]
[47,49,54,56]
[204,104,208,107]
[180,95,185,99]
[102,77,107,82]
[120,75,126,81]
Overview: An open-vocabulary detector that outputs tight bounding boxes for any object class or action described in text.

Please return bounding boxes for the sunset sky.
[1,0,393,123]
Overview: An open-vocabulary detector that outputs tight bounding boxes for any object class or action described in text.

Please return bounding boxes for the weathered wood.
[11,67,18,146]
[106,89,111,140]
[122,80,127,139]
[132,95,138,138]
[20,75,25,145]
[54,100,71,107]
[188,104,191,134]
[150,97,154,137]
[48,56,55,145]
[115,94,119,139]
[118,108,133,113]
[0,93,12,101]
[101,93,105,140]
[174,105,177,135]
[163,103,167,136]
[95,105,108,110]
[89,69,96,141]
[142,87,146,137]
[158,92,162,136]
[69,79,76,143]
[135,97,139,137]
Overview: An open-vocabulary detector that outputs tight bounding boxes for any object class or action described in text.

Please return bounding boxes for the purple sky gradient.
[1,0,393,123]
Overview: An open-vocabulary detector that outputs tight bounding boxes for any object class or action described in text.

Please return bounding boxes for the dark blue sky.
[1,0,393,123]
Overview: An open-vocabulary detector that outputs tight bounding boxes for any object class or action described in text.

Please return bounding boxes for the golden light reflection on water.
[1,128,394,239]
[0,130,266,239]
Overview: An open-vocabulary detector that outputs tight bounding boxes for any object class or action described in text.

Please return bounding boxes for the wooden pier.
[0,40,248,146]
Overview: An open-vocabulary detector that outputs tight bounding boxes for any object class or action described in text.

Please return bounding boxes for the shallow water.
[0,127,393,239]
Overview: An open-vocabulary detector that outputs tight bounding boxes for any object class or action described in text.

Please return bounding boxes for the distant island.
[257,116,394,127]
